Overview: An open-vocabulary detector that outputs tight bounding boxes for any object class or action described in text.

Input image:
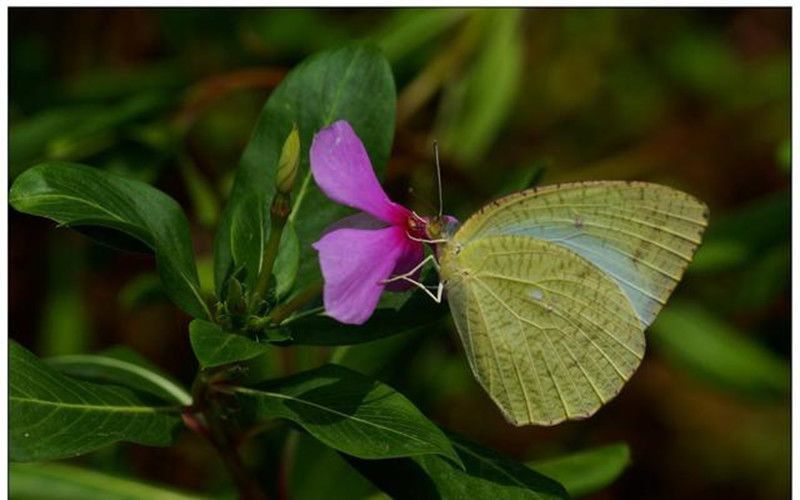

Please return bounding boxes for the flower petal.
[313,225,421,324]
[311,120,409,225]
[322,212,388,236]
[385,237,425,292]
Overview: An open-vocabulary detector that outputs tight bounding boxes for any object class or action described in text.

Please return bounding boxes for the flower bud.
[276,124,300,195]
[226,277,247,316]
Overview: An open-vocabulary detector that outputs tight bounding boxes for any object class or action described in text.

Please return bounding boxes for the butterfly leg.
[392,276,443,303]
[381,254,437,284]
[407,233,449,244]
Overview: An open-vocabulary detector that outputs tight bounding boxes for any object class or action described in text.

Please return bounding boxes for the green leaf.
[10,462,207,500]
[704,190,789,255]
[529,443,631,497]
[277,289,446,346]
[231,363,461,465]
[439,9,523,168]
[119,273,167,310]
[46,349,192,406]
[289,432,380,500]
[734,243,790,310]
[10,341,182,462]
[189,319,270,369]
[651,302,789,399]
[332,332,424,380]
[178,156,220,228]
[39,234,91,357]
[374,8,467,62]
[688,239,750,273]
[213,43,396,297]
[10,92,169,179]
[347,432,568,499]
[10,162,211,319]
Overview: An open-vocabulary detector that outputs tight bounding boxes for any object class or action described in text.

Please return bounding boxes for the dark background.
[9,8,790,499]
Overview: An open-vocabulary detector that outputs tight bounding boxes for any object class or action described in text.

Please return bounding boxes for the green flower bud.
[276,124,300,195]
[226,277,247,316]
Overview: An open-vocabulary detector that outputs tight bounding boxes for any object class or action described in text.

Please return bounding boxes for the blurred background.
[9,7,790,499]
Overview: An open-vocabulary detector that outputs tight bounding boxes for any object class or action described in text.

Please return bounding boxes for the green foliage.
[690,191,789,274]
[274,222,300,298]
[47,348,192,405]
[178,156,220,228]
[348,432,568,499]
[10,162,210,319]
[213,43,396,298]
[529,443,631,497]
[288,432,379,500]
[232,364,462,464]
[651,303,789,399]
[189,319,270,369]
[278,290,445,345]
[10,341,182,461]
[10,93,170,179]
[438,9,523,168]
[374,9,467,63]
[10,462,208,500]
[39,234,91,357]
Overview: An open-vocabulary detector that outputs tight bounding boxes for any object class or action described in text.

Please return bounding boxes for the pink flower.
[310,120,437,325]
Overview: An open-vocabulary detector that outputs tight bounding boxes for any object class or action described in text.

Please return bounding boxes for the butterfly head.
[422,214,459,241]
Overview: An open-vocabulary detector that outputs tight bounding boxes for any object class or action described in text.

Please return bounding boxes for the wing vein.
[473,279,541,422]
[469,281,515,413]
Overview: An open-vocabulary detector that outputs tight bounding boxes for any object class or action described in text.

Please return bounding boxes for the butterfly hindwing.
[442,235,645,426]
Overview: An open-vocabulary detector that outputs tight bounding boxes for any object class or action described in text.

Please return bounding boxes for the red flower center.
[406,215,428,240]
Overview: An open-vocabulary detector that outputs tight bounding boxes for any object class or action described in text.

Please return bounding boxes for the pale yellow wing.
[453,181,708,327]
[440,181,708,425]
[443,235,644,426]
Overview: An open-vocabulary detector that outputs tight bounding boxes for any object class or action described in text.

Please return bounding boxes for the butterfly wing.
[453,181,709,327]
[443,235,644,426]
[441,181,707,425]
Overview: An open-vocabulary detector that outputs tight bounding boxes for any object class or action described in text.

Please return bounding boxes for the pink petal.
[385,237,424,292]
[311,120,409,225]
[312,225,423,324]
[322,212,388,236]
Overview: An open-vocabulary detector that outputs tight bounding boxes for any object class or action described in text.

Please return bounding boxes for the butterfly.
[311,120,708,426]
[426,181,708,425]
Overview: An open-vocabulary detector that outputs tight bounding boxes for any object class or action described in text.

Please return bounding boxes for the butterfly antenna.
[433,141,443,218]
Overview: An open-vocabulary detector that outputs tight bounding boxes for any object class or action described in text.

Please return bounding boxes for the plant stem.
[278,431,299,500]
[246,281,323,333]
[189,371,269,500]
[268,281,323,324]
[250,193,291,310]
[209,430,267,500]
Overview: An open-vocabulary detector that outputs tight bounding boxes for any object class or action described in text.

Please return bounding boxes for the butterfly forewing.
[454,181,709,327]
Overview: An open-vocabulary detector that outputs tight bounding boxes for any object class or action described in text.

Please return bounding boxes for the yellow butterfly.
[423,181,708,426]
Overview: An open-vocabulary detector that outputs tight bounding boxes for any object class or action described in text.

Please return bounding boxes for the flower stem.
[246,281,323,333]
[268,281,323,324]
